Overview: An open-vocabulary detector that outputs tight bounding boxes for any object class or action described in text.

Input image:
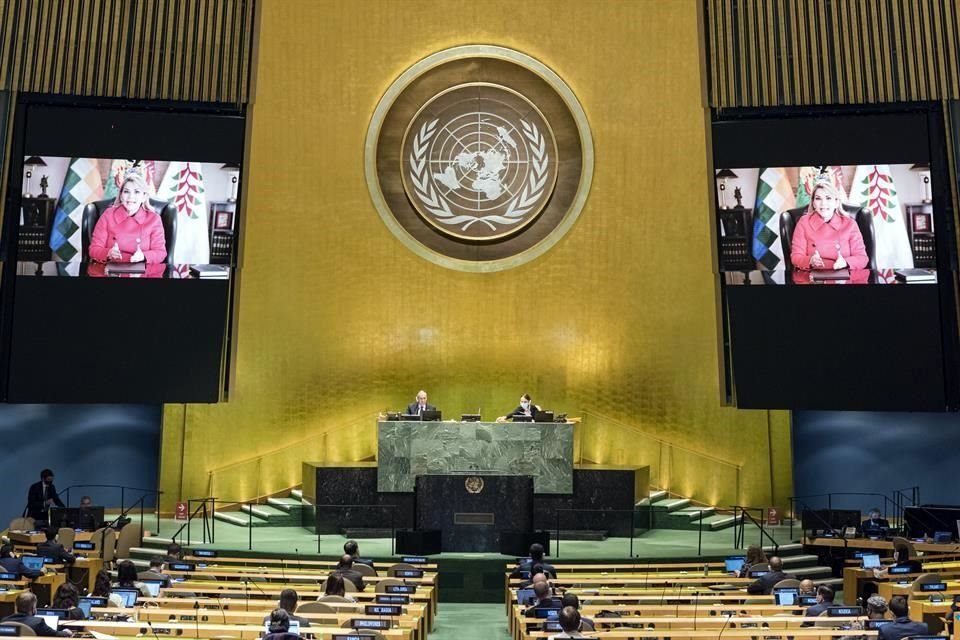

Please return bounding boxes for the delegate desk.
[64,620,413,640]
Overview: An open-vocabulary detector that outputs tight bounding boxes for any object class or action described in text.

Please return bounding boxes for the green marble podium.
[377,420,574,494]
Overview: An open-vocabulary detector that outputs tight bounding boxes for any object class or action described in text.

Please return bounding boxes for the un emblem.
[402,85,558,241]
[464,476,485,494]
[366,45,594,272]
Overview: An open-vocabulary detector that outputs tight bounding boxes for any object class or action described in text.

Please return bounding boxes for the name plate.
[454,512,495,525]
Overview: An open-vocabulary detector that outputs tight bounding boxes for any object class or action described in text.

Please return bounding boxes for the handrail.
[205,411,381,476]
[98,494,152,560]
[580,409,741,469]
[730,505,780,554]
[171,498,216,545]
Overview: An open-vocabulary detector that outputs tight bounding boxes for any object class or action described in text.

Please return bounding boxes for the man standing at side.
[406,390,435,416]
[26,469,64,523]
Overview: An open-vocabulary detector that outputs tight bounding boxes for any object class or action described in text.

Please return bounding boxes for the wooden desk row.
[64,619,413,640]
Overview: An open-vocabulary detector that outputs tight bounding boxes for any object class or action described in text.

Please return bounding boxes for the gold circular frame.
[365,45,594,273]
[399,82,560,242]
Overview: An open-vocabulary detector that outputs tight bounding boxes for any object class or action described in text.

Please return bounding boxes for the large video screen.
[0,100,245,403]
[17,157,239,277]
[716,164,935,285]
[713,107,959,411]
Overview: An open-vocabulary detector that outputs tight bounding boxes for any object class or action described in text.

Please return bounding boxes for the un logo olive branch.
[408,117,550,232]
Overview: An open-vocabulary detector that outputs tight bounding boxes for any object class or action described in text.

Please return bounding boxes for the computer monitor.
[537,411,555,422]
[827,606,863,617]
[934,531,952,543]
[861,553,881,569]
[543,621,562,632]
[20,556,44,571]
[724,556,745,574]
[420,409,441,422]
[141,580,163,597]
[460,414,481,422]
[516,588,535,606]
[113,589,139,608]
[511,414,534,422]
[773,588,799,606]
[400,414,420,421]
[37,609,67,620]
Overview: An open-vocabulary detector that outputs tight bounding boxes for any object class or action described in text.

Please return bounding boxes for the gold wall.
[160,0,793,513]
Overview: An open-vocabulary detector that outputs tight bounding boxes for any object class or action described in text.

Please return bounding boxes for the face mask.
[521,401,529,409]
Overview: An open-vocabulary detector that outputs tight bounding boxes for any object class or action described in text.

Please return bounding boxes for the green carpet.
[150,517,797,560]
[431,604,508,640]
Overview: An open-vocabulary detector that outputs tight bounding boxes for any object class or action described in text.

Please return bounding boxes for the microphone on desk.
[191,601,200,637]
[146,620,161,640]
[242,580,249,612]
[692,590,700,631]
[717,612,733,639]
[280,555,287,581]
[215,596,227,625]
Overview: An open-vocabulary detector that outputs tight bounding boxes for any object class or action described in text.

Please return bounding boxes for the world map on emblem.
[402,84,559,241]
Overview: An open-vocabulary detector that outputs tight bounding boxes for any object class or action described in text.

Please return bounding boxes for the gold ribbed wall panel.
[0,0,254,102]
[706,0,960,107]
[159,0,794,514]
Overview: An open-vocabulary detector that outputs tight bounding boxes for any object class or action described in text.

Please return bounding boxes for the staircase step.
[781,554,820,568]
[290,489,307,503]
[266,497,308,513]
[668,507,716,521]
[792,565,834,579]
[554,530,608,542]
[241,504,286,518]
[214,511,273,528]
[704,515,741,530]
[765,542,803,556]
[342,528,393,539]
[652,498,691,512]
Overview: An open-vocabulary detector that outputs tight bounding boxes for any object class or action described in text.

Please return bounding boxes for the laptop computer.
[536,411,555,422]
[113,589,139,608]
[724,556,745,574]
[516,588,536,606]
[773,587,799,606]
[35,614,59,631]
[20,556,44,572]
[141,580,163,597]
[934,531,952,543]
[263,620,300,635]
[861,553,881,569]
[420,409,441,422]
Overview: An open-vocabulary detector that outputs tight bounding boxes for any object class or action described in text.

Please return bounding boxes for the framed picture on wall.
[912,210,932,233]
[214,210,234,230]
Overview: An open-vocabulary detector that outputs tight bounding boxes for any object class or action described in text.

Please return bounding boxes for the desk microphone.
[280,556,287,581]
[247,578,269,599]
[215,596,227,625]
[146,620,161,640]
[692,590,700,630]
[191,601,200,637]
[717,612,733,639]
[242,580,249,612]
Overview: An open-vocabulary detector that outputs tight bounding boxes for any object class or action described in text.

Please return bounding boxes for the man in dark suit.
[405,390,435,416]
[332,554,365,591]
[2,592,72,636]
[879,595,928,640]
[524,580,561,617]
[746,556,794,594]
[802,585,835,623]
[343,540,376,573]
[26,469,64,522]
[37,528,75,565]
[512,543,556,578]
[503,394,540,421]
[861,508,890,535]
[0,545,42,579]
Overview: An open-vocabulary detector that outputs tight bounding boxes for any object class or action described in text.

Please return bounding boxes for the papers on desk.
[90,632,118,640]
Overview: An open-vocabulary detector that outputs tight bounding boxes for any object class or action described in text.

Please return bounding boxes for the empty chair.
[3,622,36,636]
[114,523,142,560]
[772,578,801,590]
[375,578,404,593]
[295,601,336,614]
[7,518,34,532]
[386,563,418,577]
[353,563,377,577]
[57,527,75,551]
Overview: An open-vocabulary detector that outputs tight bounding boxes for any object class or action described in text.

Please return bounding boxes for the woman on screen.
[789,181,868,271]
[88,173,167,264]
